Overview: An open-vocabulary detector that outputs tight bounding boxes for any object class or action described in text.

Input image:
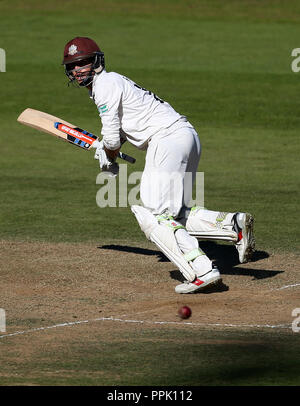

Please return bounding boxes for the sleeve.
[94,77,122,150]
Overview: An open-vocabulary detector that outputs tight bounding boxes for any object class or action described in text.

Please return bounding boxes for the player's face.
[69,59,93,85]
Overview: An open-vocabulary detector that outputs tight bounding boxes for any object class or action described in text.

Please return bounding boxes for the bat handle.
[118,152,136,164]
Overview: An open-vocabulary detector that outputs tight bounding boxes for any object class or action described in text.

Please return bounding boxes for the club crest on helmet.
[68,44,78,55]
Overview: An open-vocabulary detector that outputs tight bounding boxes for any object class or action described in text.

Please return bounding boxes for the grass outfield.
[0,0,300,388]
[1,328,300,386]
[1,0,299,252]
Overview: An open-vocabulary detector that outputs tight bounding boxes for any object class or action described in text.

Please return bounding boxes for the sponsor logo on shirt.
[98,104,108,113]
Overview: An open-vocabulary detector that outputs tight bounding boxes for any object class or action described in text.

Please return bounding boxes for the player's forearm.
[101,124,121,148]
[102,127,121,160]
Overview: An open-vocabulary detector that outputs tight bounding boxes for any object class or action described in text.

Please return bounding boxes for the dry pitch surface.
[0,239,299,384]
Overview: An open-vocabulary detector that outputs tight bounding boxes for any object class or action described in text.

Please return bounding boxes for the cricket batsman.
[62,37,255,294]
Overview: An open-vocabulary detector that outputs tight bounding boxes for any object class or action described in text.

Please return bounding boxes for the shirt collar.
[90,69,106,99]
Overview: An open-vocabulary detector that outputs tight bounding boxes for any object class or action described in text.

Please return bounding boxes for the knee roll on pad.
[131,205,158,240]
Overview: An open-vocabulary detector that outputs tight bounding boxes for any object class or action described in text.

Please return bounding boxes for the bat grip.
[118,152,136,164]
[119,137,136,163]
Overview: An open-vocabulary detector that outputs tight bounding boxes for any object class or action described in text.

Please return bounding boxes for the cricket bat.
[17,108,136,164]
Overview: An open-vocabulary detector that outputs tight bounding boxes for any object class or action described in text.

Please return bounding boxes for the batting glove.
[94,141,119,177]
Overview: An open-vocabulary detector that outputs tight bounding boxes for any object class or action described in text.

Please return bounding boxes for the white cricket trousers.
[140,124,201,218]
[139,123,213,277]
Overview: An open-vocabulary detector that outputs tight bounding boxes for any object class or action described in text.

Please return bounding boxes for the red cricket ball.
[178,306,192,319]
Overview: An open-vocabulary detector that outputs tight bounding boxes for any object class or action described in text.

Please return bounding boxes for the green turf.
[1,1,300,252]
[0,328,300,386]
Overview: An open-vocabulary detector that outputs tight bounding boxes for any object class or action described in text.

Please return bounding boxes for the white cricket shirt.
[90,70,186,150]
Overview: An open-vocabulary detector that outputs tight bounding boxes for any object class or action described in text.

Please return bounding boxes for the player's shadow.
[99,243,230,293]
[99,241,282,290]
[99,244,169,262]
[197,241,283,281]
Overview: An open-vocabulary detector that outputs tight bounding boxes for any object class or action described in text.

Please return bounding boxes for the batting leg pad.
[186,206,238,242]
[131,205,198,282]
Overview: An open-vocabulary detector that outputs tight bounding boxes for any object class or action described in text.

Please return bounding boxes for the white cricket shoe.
[175,267,221,294]
[232,212,255,263]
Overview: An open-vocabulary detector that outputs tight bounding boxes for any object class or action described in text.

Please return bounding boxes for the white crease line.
[271,283,300,291]
[0,317,291,340]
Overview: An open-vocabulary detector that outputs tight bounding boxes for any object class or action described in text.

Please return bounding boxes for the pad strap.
[216,212,229,228]
[156,213,185,232]
[184,248,205,262]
